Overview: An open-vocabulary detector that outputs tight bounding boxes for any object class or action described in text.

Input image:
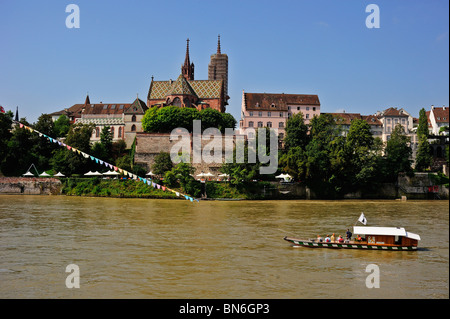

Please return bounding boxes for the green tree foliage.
[0,111,13,164]
[283,112,309,150]
[383,124,413,181]
[142,106,236,133]
[152,152,173,176]
[53,115,71,138]
[415,108,433,171]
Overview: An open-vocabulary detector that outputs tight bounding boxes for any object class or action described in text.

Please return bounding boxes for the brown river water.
[0,195,448,299]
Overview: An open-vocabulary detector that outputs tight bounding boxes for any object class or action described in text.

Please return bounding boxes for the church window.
[95,127,100,138]
[118,127,122,137]
[132,115,136,122]
[111,127,115,137]
[131,124,136,132]
[173,97,182,107]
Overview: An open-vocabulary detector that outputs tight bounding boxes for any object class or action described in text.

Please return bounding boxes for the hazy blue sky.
[0,0,448,124]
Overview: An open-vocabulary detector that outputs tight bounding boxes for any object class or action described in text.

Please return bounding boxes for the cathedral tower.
[181,38,195,81]
[208,35,228,99]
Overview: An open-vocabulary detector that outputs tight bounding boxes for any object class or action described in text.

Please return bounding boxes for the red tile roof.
[432,107,449,123]
[244,92,320,111]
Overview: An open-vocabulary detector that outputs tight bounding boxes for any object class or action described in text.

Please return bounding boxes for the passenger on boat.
[338,235,344,243]
[325,235,331,243]
[346,229,352,241]
[356,235,362,242]
[330,233,335,242]
[317,235,323,242]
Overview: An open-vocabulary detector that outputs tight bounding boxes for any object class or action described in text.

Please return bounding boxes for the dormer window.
[271,103,276,108]
[255,102,260,107]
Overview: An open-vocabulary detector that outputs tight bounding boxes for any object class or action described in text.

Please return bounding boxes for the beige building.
[239,90,320,140]
[50,95,148,148]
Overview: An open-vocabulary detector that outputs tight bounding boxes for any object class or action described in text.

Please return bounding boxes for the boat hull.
[283,236,418,251]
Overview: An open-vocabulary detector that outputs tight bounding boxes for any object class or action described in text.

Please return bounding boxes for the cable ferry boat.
[283,214,421,251]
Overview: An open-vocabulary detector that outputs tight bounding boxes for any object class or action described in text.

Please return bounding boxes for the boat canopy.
[353,226,421,241]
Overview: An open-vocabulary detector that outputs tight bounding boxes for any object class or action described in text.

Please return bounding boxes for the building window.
[248,121,254,127]
[131,124,136,132]
[306,107,310,111]
[118,127,122,138]
[249,111,253,117]
[387,119,391,124]
[258,111,263,117]
[279,122,284,128]
[110,127,115,137]
[313,107,316,111]
[173,97,181,107]
[297,107,300,111]
[257,121,263,128]
[95,127,100,138]
[267,111,271,117]
[132,115,137,122]
[267,122,272,128]
[279,112,283,117]
[279,133,284,139]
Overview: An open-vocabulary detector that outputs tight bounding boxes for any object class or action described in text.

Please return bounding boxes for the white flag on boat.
[358,213,367,225]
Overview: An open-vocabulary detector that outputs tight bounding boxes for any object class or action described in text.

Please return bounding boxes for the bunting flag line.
[14,121,199,203]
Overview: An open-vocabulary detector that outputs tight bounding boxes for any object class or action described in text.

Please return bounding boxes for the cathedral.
[50,37,230,148]
[147,36,229,112]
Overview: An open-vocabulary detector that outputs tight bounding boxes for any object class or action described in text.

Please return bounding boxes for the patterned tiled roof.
[148,75,222,100]
[75,118,125,125]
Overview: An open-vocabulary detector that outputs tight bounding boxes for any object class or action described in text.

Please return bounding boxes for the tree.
[283,112,309,150]
[100,126,113,162]
[33,114,58,172]
[0,111,13,164]
[383,124,413,181]
[53,115,71,138]
[415,108,432,171]
[152,152,173,176]
[343,119,380,192]
[51,123,95,175]
[0,120,37,176]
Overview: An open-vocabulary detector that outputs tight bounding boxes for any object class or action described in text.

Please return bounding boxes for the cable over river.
[0,196,448,298]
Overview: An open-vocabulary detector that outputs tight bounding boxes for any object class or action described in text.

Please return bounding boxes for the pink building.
[239,91,320,140]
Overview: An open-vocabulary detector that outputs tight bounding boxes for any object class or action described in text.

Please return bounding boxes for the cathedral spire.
[217,34,221,54]
[181,38,194,80]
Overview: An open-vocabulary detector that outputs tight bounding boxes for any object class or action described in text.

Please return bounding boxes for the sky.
[0,0,448,125]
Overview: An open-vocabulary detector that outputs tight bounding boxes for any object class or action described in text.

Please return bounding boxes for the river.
[0,195,448,299]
